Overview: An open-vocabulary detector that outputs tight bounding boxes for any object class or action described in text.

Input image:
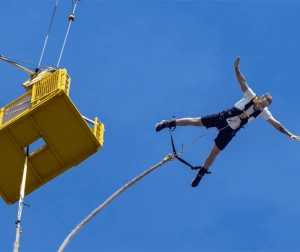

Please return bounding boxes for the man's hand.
[234,56,240,68]
[290,135,300,141]
[233,56,248,93]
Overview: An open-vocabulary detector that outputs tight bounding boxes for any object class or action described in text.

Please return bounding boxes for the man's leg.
[156,117,204,132]
[176,117,204,127]
[191,144,221,187]
[191,125,234,187]
[203,143,221,170]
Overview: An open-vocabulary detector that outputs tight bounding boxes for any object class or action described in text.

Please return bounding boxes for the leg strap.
[170,130,204,171]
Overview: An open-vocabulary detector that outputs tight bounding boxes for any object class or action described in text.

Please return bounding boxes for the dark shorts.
[201,112,236,151]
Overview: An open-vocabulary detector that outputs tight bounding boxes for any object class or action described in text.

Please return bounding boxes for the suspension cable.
[37,0,59,71]
[57,0,80,68]
[1,55,48,70]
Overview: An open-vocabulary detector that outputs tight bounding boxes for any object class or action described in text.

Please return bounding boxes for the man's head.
[254,93,273,110]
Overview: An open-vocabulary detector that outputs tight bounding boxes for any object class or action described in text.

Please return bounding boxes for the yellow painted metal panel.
[29,145,62,179]
[0,133,41,204]
[7,116,41,148]
[31,93,100,165]
[0,69,104,204]
[0,132,24,204]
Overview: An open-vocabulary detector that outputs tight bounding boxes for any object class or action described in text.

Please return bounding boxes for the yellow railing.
[31,69,70,105]
[0,69,71,126]
[59,70,71,96]
[0,91,32,125]
[93,117,104,148]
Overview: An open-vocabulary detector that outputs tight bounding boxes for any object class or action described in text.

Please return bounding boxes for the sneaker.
[191,167,209,187]
[155,119,176,132]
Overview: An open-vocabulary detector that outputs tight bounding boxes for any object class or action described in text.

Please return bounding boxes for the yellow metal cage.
[0,69,104,205]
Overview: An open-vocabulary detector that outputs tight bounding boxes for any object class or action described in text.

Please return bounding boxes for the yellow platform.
[0,69,104,205]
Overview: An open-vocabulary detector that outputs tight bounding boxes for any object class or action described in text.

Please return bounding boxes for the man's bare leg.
[203,143,221,170]
[175,117,204,127]
[156,117,204,132]
[191,143,221,187]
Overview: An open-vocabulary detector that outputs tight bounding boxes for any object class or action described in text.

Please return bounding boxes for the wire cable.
[37,0,59,71]
[57,0,80,68]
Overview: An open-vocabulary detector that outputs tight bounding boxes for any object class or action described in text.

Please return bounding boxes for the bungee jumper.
[155,56,300,187]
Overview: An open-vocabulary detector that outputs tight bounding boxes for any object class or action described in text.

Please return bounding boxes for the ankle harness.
[169,125,211,174]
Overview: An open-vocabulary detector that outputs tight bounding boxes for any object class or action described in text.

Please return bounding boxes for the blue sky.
[1,1,300,251]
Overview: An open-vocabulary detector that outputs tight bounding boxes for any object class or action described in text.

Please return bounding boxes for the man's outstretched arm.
[267,117,300,141]
[234,56,249,93]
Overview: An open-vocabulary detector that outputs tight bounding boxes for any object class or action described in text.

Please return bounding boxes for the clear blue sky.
[1,1,300,251]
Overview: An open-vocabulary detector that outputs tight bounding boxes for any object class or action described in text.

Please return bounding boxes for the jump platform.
[0,69,104,204]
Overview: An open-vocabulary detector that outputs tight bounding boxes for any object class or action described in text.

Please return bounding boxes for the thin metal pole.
[82,115,95,125]
[13,147,29,252]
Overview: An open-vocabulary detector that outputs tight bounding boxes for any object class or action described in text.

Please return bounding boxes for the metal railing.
[0,92,32,125]
[0,69,70,126]
[32,69,70,106]
[93,117,104,146]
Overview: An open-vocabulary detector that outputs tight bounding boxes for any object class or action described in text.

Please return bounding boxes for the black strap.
[235,102,263,133]
[170,130,208,171]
